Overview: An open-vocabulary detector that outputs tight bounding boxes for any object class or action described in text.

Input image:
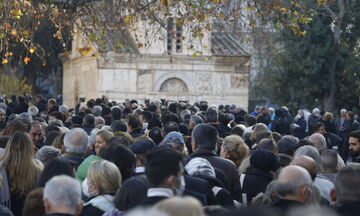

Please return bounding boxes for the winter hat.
[185,158,216,178]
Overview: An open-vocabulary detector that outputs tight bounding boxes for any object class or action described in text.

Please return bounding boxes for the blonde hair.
[2,118,30,136]
[0,132,43,195]
[250,123,268,142]
[323,112,333,122]
[222,135,249,167]
[96,130,114,144]
[88,160,121,195]
[155,196,205,216]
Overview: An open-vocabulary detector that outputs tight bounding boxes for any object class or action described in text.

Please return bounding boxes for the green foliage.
[256,1,360,112]
[0,74,32,95]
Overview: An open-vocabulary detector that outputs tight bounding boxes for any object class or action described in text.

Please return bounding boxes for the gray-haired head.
[43,175,82,215]
[205,107,218,123]
[59,105,69,114]
[277,135,299,156]
[180,110,191,122]
[18,112,33,122]
[28,106,39,117]
[95,116,105,129]
[294,145,322,172]
[321,150,338,172]
[276,165,312,197]
[0,103,7,112]
[190,115,203,125]
[63,128,88,155]
[288,206,338,216]
[308,133,326,152]
[192,124,218,151]
[335,165,360,202]
[93,105,102,117]
[35,146,61,166]
[89,128,100,146]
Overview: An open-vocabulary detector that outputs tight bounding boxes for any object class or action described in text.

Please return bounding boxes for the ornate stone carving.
[231,75,248,88]
[196,72,213,92]
[159,78,189,92]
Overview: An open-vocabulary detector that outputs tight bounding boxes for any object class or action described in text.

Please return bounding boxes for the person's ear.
[299,185,310,203]
[191,139,197,152]
[330,188,336,202]
[75,200,84,215]
[43,198,51,214]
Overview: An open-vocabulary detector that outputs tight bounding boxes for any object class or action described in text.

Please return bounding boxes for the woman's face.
[220,144,229,158]
[95,135,106,155]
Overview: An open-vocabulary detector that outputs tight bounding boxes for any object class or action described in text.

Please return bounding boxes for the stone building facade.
[61,24,251,109]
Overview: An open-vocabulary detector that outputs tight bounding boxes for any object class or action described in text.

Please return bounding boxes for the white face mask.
[83,178,98,198]
[175,175,186,196]
[82,178,89,197]
[143,123,148,130]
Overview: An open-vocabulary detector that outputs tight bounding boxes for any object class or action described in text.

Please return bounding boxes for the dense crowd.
[0,94,359,216]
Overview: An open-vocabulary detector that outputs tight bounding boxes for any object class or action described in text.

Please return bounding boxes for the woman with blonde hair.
[0,131,43,216]
[220,135,249,168]
[76,130,114,183]
[249,123,269,144]
[81,160,122,216]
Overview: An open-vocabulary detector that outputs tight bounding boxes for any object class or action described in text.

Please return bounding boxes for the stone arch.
[160,78,189,92]
[155,73,194,93]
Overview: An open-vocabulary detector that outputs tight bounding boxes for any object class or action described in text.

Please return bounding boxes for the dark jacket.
[272,117,291,135]
[188,149,241,200]
[293,117,307,139]
[141,196,168,206]
[184,175,216,205]
[308,115,320,135]
[61,153,84,170]
[45,214,75,216]
[241,168,273,204]
[272,199,303,213]
[332,201,360,216]
[14,102,28,114]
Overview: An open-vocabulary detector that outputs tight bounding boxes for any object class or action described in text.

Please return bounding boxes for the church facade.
[61,22,251,109]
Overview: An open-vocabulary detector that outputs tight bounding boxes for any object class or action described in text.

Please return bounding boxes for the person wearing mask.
[141,148,185,206]
[81,160,121,216]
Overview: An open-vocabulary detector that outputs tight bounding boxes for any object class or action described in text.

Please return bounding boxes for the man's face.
[0,110,6,122]
[316,126,326,136]
[349,137,360,157]
[29,125,43,145]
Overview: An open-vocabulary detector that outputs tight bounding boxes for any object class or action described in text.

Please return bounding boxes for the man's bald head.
[308,133,326,152]
[291,156,317,180]
[276,165,312,203]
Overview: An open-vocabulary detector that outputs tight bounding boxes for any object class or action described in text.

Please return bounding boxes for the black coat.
[188,149,241,200]
[184,175,216,205]
[293,117,307,139]
[332,201,360,216]
[141,196,168,206]
[272,199,304,213]
[241,168,273,204]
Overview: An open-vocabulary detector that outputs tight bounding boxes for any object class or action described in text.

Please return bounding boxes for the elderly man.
[272,165,312,212]
[189,124,240,200]
[294,146,334,202]
[61,128,89,168]
[29,121,44,149]
[308,133,327,152]
[331,165,360,216]
[43,175,83,216]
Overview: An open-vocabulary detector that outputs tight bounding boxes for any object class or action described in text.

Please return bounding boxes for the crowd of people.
[0,94,359,216]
